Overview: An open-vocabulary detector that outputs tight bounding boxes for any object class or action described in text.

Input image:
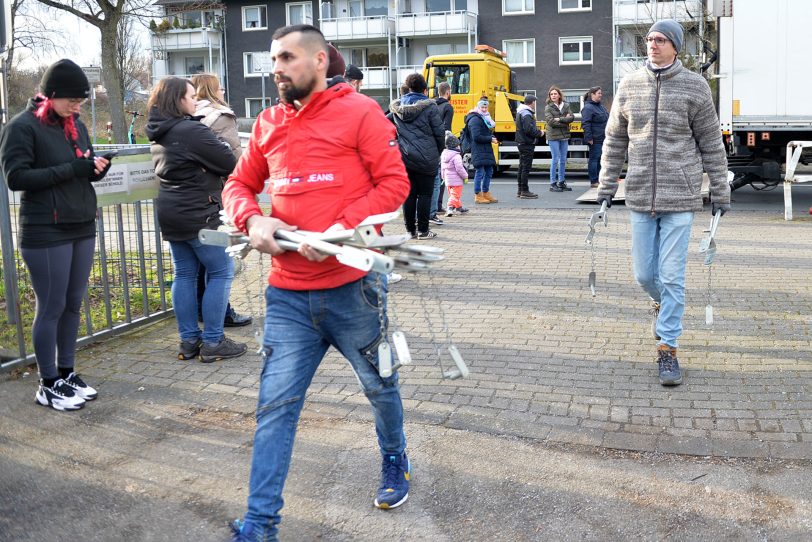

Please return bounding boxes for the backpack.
[460,118,473,155]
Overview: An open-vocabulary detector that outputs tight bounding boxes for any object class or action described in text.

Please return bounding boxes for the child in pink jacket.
[440,132,470,216]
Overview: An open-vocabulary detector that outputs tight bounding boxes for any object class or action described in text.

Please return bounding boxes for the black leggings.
[403,168,436,234]
[21,237,96,380]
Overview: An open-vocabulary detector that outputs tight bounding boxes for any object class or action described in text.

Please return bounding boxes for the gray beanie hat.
[648,19,683,53]
[445,130,460,149]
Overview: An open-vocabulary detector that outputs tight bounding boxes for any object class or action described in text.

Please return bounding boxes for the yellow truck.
[422,45,586,172]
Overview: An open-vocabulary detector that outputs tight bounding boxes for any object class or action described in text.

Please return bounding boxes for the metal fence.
[0,146,174,372]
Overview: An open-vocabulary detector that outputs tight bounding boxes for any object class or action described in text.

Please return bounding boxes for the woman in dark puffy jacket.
[0,59,111,411]
[389,73,445,239]
[145,76,246,363]
[464,98,499,204]
[581,86,609,188]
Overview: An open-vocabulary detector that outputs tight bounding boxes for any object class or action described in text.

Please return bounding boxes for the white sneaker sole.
[35,391,85,411]
[374,492,409,510]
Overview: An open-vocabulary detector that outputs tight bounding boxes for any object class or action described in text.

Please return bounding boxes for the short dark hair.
[405,73,427,94]
[147,77,193,119]
[438,81,451,96]
[271,24,328,55]
[399,83,409,96]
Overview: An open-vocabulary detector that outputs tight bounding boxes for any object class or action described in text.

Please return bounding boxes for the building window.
[246,98,273,118]
[562,89,587,115]
[559,0,591,12]
[349,0,387,17]
[517,89,538,101]
[426,43,466,57]
[242,5,267,30]
[559,36,593,65]
[286,2,313,25]
[243,52,271,77]
[502,0,534,15]
[503,39,535,67]
[185,57,204,75]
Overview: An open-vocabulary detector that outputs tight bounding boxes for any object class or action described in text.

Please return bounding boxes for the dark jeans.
[403,168,436,234]
[21,237,96,380]
[588,142,603,183]
[517,144,534,190]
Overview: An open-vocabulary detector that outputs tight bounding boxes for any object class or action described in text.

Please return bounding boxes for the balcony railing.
[395,64,423,86]
[150,27,222,52]
[320,15,394,41]
[396,10,477,37]
[361,67,391,90]
[614,0,704,25]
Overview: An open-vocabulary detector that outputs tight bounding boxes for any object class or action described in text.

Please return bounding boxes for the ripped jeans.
[243,273,406,540]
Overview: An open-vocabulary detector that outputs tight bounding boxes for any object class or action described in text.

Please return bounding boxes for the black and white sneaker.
[35,379,86,411]
[428,215,444,226]
[63,372,98,401]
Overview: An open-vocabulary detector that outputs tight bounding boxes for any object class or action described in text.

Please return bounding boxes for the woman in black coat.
[464,98,499,204]
[145,77,246,363]
[581,86,609,188]
[0,59,111,411]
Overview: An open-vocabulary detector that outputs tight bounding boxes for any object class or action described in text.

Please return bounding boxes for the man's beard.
[276,74,317,104]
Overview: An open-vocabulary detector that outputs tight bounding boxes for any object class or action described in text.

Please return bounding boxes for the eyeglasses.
[645,36,670,46]
[67,98,88,105]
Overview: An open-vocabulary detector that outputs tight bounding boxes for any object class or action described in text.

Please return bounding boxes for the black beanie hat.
[40,59,90,99]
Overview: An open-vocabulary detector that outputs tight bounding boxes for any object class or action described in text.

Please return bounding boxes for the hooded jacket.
[441,148,467,187]
[598,60,730,213]
[145,108,237,242]
[195,99,242,160]
[464,111,496,168]
[581,99,609,145]
[0,98,104,233]
[389,94,445,175]
[222,82,410,291]
[435,96,454,132]
[544,101,574,141]
[515,104,544,146]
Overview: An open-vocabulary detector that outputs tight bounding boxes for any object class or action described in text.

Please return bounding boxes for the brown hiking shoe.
[474,192,490,204]
[482,191,499,203]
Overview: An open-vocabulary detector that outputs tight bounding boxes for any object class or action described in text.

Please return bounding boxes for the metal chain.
[375,271,387,340]
[414,270,447,378]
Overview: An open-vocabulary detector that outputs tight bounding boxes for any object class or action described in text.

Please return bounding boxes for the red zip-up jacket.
[222,83,410,291]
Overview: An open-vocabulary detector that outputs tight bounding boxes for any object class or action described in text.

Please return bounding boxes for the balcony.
[615,56,646,80]
[396,10,477,37]
[395,64,424,85]
[360,67,391,90]
[150,27,222,52]
[614,0,704,25]
[321,16,395,41]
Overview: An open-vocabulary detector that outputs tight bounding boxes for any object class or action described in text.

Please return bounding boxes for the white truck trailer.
[716,0,812,189]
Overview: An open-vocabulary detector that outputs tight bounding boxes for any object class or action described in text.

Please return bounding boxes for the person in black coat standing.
[145,76,247,363]
[465,98,499,204]
[430,81,454,223]
[514,94,544,199]
[389,73,445,239]
[0,59,111,411]
[581,86,609,188]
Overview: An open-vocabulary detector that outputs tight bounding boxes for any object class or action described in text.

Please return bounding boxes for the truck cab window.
[433,65,470,95]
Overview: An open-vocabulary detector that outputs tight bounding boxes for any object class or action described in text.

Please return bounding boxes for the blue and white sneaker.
[35,379,85,411]
[374,452,411,510]
[230,519,266,542]
[63,372,98,401]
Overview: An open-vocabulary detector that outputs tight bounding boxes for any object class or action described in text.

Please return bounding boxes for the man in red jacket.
[222,25,412,542]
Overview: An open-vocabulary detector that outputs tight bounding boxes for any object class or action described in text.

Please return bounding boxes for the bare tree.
[35,0,156,143]
[116,15,150,98]
[8,0,67,69]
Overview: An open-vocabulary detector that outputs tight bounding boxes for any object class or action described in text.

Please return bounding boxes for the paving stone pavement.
[76,205,812,460]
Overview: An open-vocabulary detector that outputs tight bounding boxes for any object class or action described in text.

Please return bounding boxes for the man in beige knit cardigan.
[597,19,730,386]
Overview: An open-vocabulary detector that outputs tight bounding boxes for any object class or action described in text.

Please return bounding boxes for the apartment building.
[149,1,708,121]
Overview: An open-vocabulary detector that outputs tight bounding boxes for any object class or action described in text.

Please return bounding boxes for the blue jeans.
[168,239,233,344]
[474,165,493,193]
[430,168,442,216]
[588,142,603,183]
[629,211,694,348]
[244,274,406,539]
[549,139,569,183]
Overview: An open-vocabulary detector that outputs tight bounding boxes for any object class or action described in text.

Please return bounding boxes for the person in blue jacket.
[581,86,609,188]
[465,98,499,204]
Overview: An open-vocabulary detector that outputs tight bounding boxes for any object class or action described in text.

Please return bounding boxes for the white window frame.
[243,52,270,78]
[562,88,588,116]
[558,0,591,13]
[245,98,274,118]
[286,2,313,25]
[559,36,593,65]
[242,5,267,31]
[502,39,535,68]
[517,89,538,101]
[502,0,534,16]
